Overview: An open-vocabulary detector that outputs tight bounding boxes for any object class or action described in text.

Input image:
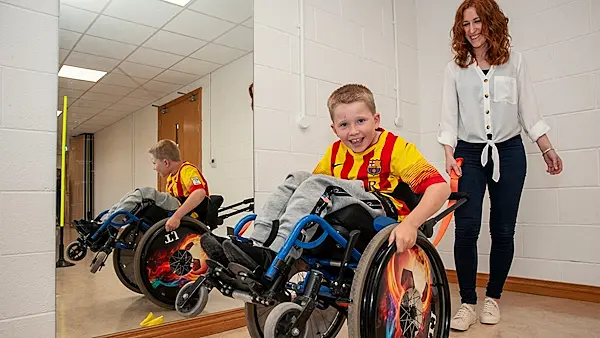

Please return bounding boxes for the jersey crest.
[367,159,382,175]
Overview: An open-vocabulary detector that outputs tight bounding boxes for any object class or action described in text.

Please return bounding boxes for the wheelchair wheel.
[112,226,144,294]
[133,216,210,309]
[245,266,346,338]
[175,281,209,318]
[66,241,87,261]
[348,225,451,338]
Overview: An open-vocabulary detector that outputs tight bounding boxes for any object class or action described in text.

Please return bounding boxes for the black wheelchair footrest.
[228,263,265,291]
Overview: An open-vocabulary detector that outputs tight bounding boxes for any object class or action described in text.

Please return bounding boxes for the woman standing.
[437,0,563,331]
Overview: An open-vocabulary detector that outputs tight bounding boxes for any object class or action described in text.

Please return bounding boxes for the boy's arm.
[165,167,208,231]
[388,141,451,252]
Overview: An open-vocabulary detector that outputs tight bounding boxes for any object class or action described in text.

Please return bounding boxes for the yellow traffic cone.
[144,315,164,327]
[140,312,155,327]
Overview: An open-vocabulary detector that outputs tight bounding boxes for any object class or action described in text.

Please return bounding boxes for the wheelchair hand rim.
[360,235,450,338]
[137,220,209,307]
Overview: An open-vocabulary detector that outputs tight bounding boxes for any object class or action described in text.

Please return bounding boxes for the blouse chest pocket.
[493,76,517,105]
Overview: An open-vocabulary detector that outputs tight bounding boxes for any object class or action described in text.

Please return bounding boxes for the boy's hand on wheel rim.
[388,223,417,253]
[165,217,181,232]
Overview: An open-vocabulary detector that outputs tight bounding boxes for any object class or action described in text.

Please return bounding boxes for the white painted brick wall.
[0,0,58,336]
[417,0,600,286]
[253,0,419,211]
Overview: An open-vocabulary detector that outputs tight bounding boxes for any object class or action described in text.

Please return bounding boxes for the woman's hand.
[543,149,563,175]
[445,156,462,177]
[443,145,462,177]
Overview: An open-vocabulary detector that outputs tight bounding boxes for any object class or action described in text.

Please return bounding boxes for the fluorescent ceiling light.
[58,65,106,82]
[161,0,192,6]
[57,110,62,117]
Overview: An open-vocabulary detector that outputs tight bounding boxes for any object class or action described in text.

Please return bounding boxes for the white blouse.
[437,51,550,182]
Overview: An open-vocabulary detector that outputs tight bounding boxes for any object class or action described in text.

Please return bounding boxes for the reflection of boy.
[203,84,451,271]
[149,139,210,232]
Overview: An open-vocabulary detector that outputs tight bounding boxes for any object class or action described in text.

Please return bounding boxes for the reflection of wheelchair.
[67,194,254,309]
[176,182,468,337]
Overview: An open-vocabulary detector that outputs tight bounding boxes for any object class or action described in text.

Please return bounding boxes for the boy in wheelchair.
[201,84,451,281]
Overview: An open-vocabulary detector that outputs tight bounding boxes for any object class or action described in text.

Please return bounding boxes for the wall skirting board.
[97,308,246,338]
[446,270,600,304]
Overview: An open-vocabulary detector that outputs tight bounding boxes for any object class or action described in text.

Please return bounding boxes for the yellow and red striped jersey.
[313,129,446,219]
[166,161,209,199]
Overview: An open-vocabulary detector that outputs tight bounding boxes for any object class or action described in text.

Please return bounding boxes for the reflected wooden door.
[157,88,202,192]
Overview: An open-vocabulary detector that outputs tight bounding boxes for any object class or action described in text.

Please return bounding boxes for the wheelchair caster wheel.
[90,251,108,273]
[66,241,87,261]
[175,281,209,318]
[264,302,308,338]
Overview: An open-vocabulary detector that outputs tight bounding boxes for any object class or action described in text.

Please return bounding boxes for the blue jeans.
[453,135,526,304]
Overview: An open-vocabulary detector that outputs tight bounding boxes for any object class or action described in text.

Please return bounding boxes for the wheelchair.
[67,194,255,308]
[175,183,468,338]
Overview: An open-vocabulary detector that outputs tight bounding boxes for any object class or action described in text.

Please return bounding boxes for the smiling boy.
[202,84,450,270]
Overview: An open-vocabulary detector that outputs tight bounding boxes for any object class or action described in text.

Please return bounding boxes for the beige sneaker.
[480,297,501,325]
[450,303,477,331]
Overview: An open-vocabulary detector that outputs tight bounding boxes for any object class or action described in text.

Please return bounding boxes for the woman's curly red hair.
[451,0,511,68]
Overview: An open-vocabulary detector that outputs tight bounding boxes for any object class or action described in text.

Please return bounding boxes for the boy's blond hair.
[327,84,376,120]
[149,139,181,161]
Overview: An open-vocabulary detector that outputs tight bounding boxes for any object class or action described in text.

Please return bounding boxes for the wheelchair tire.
[264,302,307,338]
[112,226,144,294]
[245,265,346,338]
[348,225,451,338]
[175,281,209,318]
[133,216,211,309]
[66,241,87,261]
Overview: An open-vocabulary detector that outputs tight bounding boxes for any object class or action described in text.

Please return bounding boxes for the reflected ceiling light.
[58,65,106,82]
[161,0,192,6]
[57,110,62,117]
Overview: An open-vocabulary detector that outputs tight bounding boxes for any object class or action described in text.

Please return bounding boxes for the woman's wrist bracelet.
[542,147,554,156]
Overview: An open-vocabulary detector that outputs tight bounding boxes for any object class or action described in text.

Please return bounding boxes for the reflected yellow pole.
[57,95,74,268]
[60,95,67,228]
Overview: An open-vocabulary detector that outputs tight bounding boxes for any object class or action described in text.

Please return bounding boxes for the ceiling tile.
[188,0,253,24]
[107,103,141,113]
[118,61,164,79]
[59,29,81,50]
[59,78,95,91]
[58,88,86,100]
[153,69,199,85]
[72,99,112,110]
[103,0,182,28]
[142,80,182,94]
[74,35,137,60]
[68,106,102,116]
[126,48,184,68]
[86,114,123,124]
[214,25,253,51]
[170,57,220,76]
[98,72,147,88]
[88,83,134,96]
[60,0,110,13]
[143,30,208,56]
[102,109,131,117]
[87,15,157,46]
[64,51,120,72]
[242,17,253,28]
[79,91,122,103]
[164,10,235,41]
[59,49,69,64]
[59,4,98,33]
[190,43,245,64]
[128,88,166,100]
[117,96,153,108]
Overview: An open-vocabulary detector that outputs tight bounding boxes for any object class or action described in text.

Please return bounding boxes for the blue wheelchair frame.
[88,209,171,250]
[228,191,467,301]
